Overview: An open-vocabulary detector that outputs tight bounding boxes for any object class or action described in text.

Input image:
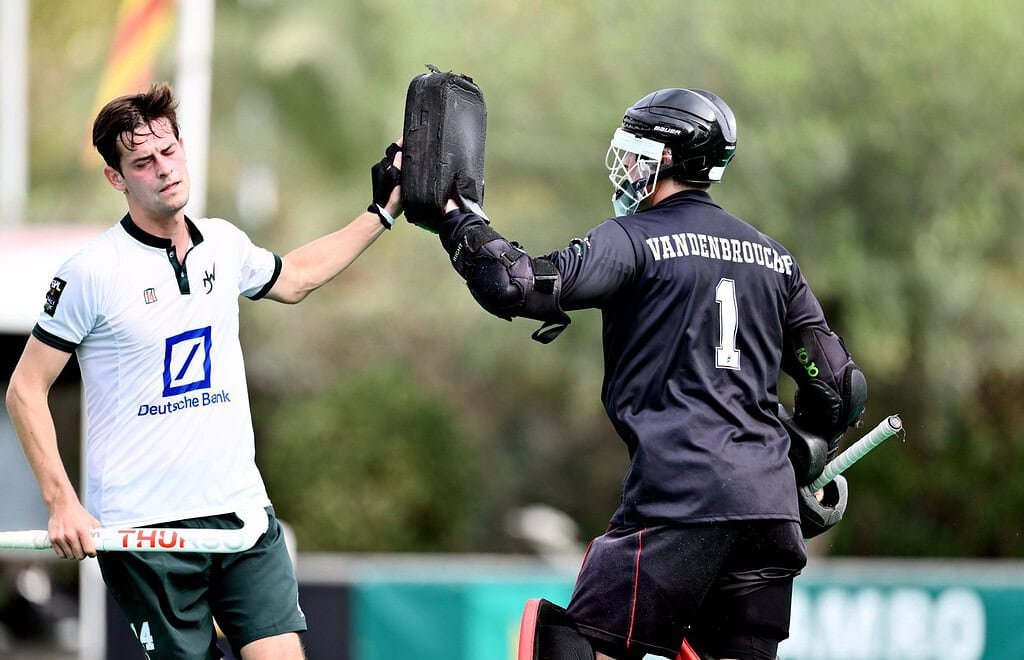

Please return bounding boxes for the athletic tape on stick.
[810,415,903,491]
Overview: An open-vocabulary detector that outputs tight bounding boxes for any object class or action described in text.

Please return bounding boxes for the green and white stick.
[810,415,903,491]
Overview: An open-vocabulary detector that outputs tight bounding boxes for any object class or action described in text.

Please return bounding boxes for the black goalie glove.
[798,475,849,539]
[368,142,402,229]
[401,67,487,232]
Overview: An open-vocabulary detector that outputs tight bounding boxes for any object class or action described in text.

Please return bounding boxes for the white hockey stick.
[810,415,903,491]
[0,507,268,554]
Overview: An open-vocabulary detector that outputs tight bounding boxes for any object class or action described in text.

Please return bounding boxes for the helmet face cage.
[620,88,737,186]
[605,128,666,216]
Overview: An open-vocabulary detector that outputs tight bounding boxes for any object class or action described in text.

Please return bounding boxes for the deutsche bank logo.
[163,326,212,397]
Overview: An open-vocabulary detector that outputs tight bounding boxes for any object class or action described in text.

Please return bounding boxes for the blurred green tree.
[259,365,483,551]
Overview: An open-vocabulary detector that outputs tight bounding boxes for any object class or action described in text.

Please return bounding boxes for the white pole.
[176,0,215,220]
[79,557,106,660]
[0,0,29,227]
[80,391,106,660]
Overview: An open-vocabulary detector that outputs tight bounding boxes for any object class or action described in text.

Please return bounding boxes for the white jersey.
[34,215,281,527]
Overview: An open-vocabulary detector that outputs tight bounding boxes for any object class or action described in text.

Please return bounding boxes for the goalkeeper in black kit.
[407,88,867,660]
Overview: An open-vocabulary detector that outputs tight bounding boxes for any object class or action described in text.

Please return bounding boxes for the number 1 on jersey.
[715,278,741,370]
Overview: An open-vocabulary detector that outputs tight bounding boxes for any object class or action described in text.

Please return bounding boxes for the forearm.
[436,208,487,260]
[272,211,385,303]
[432,207,571,339]
[5,381,78,511]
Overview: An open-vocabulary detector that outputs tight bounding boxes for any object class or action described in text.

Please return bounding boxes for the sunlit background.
[2,1,1023,658]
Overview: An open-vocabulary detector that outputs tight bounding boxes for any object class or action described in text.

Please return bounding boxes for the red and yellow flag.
[84,0,176,164]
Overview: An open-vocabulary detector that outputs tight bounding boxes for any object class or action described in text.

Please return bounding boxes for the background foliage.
[22,0,1024,556]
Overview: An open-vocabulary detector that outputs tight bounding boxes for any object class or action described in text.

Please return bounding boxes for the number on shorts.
[715,278,741,370]
[131,621,156,651]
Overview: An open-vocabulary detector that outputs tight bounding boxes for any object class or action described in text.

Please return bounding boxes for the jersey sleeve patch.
[43,277,67,317]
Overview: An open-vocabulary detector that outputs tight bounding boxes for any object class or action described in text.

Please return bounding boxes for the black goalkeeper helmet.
[606,88,737,215]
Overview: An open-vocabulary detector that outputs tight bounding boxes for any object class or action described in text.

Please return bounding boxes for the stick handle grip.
[0,530,51,550]
[810,415,903,491]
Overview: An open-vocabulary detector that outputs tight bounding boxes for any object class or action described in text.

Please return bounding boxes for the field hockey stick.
[0,507,268,554]
[809,415,903,491]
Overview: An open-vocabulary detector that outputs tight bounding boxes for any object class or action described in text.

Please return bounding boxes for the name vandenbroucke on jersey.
[645,232,794,275]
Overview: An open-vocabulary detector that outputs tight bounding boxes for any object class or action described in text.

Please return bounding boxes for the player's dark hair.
[92,82,180,173]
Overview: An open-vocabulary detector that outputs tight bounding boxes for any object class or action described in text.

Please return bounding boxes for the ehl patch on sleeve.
[43,277,67,317]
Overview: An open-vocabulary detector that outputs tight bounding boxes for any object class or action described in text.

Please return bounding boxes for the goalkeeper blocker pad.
[401,65,487,229]
[517,598,701,660]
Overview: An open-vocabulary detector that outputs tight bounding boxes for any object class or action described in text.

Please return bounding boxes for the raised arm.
[422,199,636,343]
[266,211,387,304]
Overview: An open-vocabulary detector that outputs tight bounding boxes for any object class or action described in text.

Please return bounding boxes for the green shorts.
[97,506,306,659]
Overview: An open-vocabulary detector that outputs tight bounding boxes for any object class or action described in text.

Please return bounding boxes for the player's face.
[110,118,190,218]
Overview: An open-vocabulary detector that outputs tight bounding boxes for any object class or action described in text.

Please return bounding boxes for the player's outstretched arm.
[426,199,571,343]
[266,143,403,304]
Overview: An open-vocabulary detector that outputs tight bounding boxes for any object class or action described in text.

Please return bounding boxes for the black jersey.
[552,190,828,525]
